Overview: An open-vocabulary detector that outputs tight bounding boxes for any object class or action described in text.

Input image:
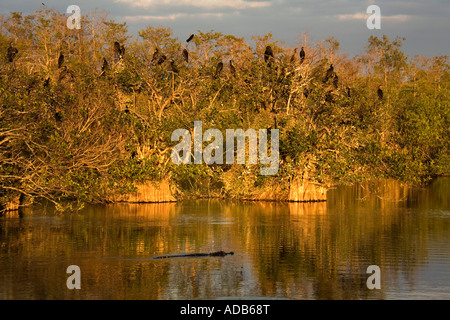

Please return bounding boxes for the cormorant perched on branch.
[169,59,179,74]
[54,108,63,122]
[303,88,310,98]
[114,41,121,55]
[114,41,125,59]
[43,77,50,88]
[377,85,383,100]
[300,47,305,64]
[157,55,166,65]
[182,48,189,63]
[324,64,334,82]
[214,61,223,78]
[120,44,125,58]
[229,60,236,77]
[152,47,159,63]
[58,53,64,68]
[290,48,298,63]
[186,34,194,43]
[100,57,108,76]
[102,57,108,70]
[6,42,18,63]
[332,73,339,89]
[264,45,274,65]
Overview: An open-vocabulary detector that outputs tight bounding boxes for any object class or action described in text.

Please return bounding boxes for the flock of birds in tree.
[3,35,384,101]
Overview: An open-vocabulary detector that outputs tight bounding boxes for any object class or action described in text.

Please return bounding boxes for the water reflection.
[0,178,449,299]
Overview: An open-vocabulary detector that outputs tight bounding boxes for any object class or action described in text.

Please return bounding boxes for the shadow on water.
[0,178,449,299]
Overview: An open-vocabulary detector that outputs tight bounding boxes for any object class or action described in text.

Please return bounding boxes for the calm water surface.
[1,178,449,300]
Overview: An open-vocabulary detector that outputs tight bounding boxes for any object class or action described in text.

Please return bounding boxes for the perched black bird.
[290,48,298,63]
[157,55,166,65]
[114,41,121,55]
[346,87,351,98]
[102,57,108,70]
[324,64,334,82]
[26,77,39,95]
[229,60,236,77]
[300,47,305,63]
[332,73,339,89]
[54,109,63,122]
[101,57,108,76]
[182,48,189,63]
[303,88,310,98]
[264,46,274,64]
[214,61,223,78]
[6,42,18,63]
[151,48,159,63]
[186,34,194,43]
[43,77,50,88]
[377,86,383,100]
[54,112,63,122]
[169,59,179,74]
[119,44,125,58]
[114,41,125,59]
[58,53,64,68]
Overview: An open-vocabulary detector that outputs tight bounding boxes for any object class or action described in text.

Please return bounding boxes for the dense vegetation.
[0,9,448,211]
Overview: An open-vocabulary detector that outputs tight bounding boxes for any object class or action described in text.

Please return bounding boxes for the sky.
[0,0,448,58]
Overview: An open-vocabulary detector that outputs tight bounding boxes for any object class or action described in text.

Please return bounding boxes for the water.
[0,178,449,300]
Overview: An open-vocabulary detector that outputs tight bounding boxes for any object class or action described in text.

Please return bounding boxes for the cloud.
[114,0,270,10]
[125,13,186,21]
[0,0,448,57]
[124,12,224,22]
[338,13,410,22]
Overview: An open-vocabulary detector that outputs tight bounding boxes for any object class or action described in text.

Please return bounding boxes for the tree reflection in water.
[0,178,449,299]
